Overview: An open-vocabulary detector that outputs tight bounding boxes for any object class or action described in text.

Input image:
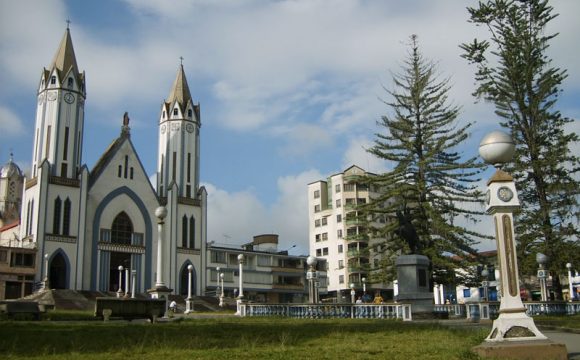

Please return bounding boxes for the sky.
[1,0,578,256]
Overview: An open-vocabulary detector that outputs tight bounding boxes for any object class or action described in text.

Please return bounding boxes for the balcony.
[345,233,369,242]
[348,264,370,273]
[347,249,369,258]
[272,283,305,290]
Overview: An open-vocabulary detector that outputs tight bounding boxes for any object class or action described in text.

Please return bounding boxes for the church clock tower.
[157,64,200,198]
[32,27,86,179]
[20,27,88,290]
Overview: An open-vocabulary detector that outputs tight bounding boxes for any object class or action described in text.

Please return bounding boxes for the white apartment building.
[206,234,327,303]
[308,165,392,300]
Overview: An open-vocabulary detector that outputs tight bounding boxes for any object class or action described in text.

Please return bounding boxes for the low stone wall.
[94,298,166,323]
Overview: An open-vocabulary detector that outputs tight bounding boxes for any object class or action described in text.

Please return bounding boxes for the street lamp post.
[481,267,489,302]
[216,266,221,298]
[566,263,574,301]
[185,264,194,314]
[147,206,172,317]
[124,267,130,296]
[306,256,318,304]
[537,253,549,302]
[131,270,136,298]
[43,253,49,290]
[117,265,124,298]
[219,273,225,307]
[236,254,245,316]
[362,277,367,294]
[478,131,546,341]
[154,206,167,288]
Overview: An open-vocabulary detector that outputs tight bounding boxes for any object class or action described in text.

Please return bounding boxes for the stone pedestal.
[473,340,567,360]
[396,255,433,313]
[147,286,173,317]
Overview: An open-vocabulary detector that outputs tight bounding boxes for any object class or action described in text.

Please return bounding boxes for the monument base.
[486,311,546,341]
[473,340,567,360]
[147,286,173,317]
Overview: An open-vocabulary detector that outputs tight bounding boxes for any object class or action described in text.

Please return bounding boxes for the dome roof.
[0,155,23,178]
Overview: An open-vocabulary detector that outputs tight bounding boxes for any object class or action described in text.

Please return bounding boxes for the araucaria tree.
[461,0,580,299]
[363,35,486,286]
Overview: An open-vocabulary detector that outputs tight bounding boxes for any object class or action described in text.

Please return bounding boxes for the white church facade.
[18,28,207,296]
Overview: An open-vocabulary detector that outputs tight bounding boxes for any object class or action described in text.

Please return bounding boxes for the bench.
[0,301,42,320]
[95,298,166,323]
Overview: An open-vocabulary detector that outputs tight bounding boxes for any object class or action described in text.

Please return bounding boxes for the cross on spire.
[66,19,71,30]
[180,56,184,66]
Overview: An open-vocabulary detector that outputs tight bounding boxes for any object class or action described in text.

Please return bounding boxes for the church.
[17,28,207,296]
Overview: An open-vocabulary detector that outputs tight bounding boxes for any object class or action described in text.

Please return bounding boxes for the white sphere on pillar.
[155,206,167,220]
[479,131,515,166]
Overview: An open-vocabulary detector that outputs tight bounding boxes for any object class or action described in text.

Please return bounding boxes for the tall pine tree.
[461,0,580,299]
[362,35,487,286]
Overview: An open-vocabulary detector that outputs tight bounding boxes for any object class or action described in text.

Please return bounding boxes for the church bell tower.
[32,27,86,179]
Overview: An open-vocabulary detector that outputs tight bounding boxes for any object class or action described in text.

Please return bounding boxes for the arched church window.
[189,216,195,249]
[111,212,133,245]
[63,198,71,236]
[173,108,178,116]
[67,77,73,87]
[53,197,62,234]
[182,215,188,248]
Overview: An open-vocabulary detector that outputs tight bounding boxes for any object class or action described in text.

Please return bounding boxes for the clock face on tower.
[186,123,194,133]
[497,186,514,202]
[64,93,75,104]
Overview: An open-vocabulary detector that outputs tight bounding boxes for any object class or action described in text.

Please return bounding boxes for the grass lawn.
[0,317,487,359]
[534,314,580,329]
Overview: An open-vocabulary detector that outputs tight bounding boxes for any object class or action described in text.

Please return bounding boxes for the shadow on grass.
[0,317,486,358]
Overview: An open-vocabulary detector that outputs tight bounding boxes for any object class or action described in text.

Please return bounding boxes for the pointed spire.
[50,27,79,78]
[167,63,192,108]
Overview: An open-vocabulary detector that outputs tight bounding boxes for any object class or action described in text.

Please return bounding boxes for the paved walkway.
[431,319,580,359]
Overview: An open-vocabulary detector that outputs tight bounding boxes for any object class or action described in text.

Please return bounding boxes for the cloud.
[341,136,388,174]
[0,106,25,138]
[204,168,323,255]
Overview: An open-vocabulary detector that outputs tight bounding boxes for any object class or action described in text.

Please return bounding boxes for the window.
[189,216,195,248]
[63,198,71,236]
[182,216,188,248]
[339,275,344,284]
[187,153,191,182]
[337,229,343,238]
[316,249,322,256]
[61,163,68,177]
[118,165,122,178]
[63,127,69,160]
[186,185,191,198]
[50,76,56,85]
[67,77,73,87]
[11,253,35,267]
[111,212,133,245]
[322,233,328,241]
[336,214,342,223]
[338,260,344,269]
[173,108,178,116]
[53,197,62,234]
[162,111,166,119]
[321,217,327,226]
[463,289,471,298]
[338,245,343,253]
[130,167,134,180]
[315,234,321,242]
[315,219,320,227]
[322,247,328,256]
[211,251,226,263]
[335,184,341,193]
[124,155,129,179]
[188,109,192,117]
[344,184,355,191]
[336,199,341,208]
[257,255,271,266]
[314,204,320,213]
[314,190,320,198]
[172,152,177,181]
